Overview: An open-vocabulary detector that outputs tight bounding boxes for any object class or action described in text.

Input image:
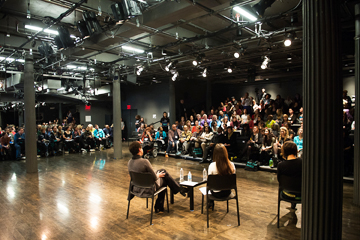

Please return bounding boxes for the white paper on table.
[199,187,211,195]
[180,181,198,186]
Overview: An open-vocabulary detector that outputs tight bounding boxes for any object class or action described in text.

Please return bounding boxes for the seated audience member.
[178,125,192,155]
[200,114,211,127]
[241,109,250,124]
[293,128,303,157]
[200,127,224,163]
[137,123,145,137]
[208,109,215,120]
[94,124,107,149]
[211,121,218,133]
[282,114,289,126]
[247,115,254,130]
[272,123,280,138]
[196,114,202,122]
[127,141,187,213]
[14,128,25,160]
[155,127,167,150]
[252,99,260,113]
[275,109,283,125]
[277,141,302,209]
[265,115,276,129]
[189,115,195,126]
[38,127,51,156]
[218,110,227,121]
[189,126,202,157]
[239,126,262,161]
[135,115,141,130]
[103,125,113,146]
[222,116,231,129]
[165,124,182,158]
[223,126,237,156]
[274,127,291,161]
[80,127,95,151]
[264,93,271,106]
[140,127,154,158]
[200,126,214,158]
[288,108,298,124]
[283,122,295,140]
[63,126,74,153]
[241,124,252,138]
[121,118,125,141]
[207,143,236,208]
[50,126,61,154]
[178,120,185,131]
[186,120,192,130]
[260,128,275,165]
[231,96,238,105]
[230,116,240,130]
[0,131,11,160]
[211,115,221,128]
[139,117,145,127]
[58,125,64,136]
[6,127,14,142]
[160,112,170,132]
[298,107,303,123]
[192,120,201,133]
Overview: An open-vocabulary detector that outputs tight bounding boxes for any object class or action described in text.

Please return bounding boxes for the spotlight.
[165,60,178,72]
[284,33,294,47]
[252,0,276,18]
[234,52,240,58]
[192,60,198,66]
[228,68,233,73]
[38,86,42,91]
[261,56,270,69]
[162,49,167,55]
[136,65,144,75]
[172,71,179,81]
[202,68,207,77]
[287,54,292,61]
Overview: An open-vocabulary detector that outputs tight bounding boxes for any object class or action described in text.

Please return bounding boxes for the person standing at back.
[160,112,170,132]
[207,144,236,209]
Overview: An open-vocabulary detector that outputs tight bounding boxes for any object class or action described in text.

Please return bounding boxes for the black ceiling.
[0,0,357,88]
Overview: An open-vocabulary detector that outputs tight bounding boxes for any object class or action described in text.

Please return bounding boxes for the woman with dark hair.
[260,128,275,165]
[207,144,236,208]
[160,112,170,132]
[277,141,302,209]
[189,115,195,126]
[135,115,141,130]
[141,127,154,158]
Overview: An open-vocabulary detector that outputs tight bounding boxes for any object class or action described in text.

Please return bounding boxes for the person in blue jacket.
[155,127,167,151]
[93,124,107,149]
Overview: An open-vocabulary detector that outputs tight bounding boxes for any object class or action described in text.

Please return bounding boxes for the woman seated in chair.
[140,127,154,158]
[128,141,187,213]
[155,127,167,151]
[277,141,302,209]
[207,144,236,209]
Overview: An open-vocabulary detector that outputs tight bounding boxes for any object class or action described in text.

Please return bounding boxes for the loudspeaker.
[58,26,75,49]
[111,2,126,22]
[83,11,102,36]
[77,20,90,38]
[122,0,142,18]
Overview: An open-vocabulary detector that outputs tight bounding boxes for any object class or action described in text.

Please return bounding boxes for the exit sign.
[127,105,131,110]
[85,105,91,111]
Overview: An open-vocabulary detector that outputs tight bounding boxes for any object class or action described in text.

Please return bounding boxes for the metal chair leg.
[235,194,240,226]
[227,200,229,213]
[146,198,148,208]
[165,189,169,213]
[126,200,130,219]
[150,196,154,225]
[277,199,280,228]
[201,194,204,214]
[207,195,209,228]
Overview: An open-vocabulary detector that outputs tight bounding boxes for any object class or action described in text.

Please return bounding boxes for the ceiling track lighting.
[284,33,294,47]
[227,68,233,73]
[202,68,207,78]
[261,56,270,69]
[192,54,205,67]
[136,65,144,76]
[233,6,257,22]
[172,71,179,81]
[165,60,178,72]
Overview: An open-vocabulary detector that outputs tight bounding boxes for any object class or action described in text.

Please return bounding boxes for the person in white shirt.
[207,144,236,209]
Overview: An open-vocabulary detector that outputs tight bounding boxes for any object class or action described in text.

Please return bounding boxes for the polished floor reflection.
[0,145,359,239]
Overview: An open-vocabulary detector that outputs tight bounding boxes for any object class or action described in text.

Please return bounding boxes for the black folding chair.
[201,174,240,228]
[126,171,169,225]
[128,131,140,146]
[277,174,302,228]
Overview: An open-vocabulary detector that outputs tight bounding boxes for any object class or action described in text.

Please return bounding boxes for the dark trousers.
[155,169,181,209]
[142,142,154,154]
[209,190,231,204]
[240,142,260,161]
[95,138,108,148]
[64,140,74,151]
[260,150,272,164]
[202,143,215,161]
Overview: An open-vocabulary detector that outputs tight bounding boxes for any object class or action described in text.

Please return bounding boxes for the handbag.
[244,160,260,171]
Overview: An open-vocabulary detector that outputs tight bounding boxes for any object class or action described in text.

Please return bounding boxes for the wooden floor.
[0,144,359,240]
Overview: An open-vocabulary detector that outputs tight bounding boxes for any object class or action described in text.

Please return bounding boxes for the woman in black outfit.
[277,141,302,209]
[260,128,275,165]
[160,112,170,132]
